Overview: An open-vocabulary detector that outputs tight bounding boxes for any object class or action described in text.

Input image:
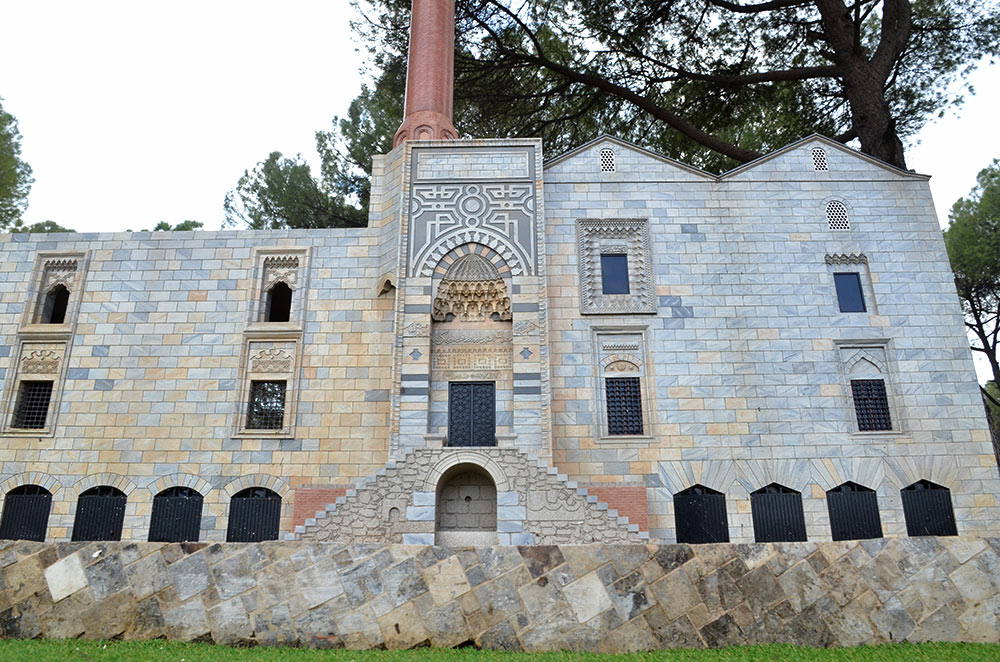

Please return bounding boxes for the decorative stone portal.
[435,463,498,545]
[429,247,513,444]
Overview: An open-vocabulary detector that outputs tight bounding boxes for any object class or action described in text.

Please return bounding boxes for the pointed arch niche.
[429,244,513,446]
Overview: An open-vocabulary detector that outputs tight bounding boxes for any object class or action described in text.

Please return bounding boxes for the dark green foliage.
[17,220,75,233]
[944,159,1000,387]
[0,96,34,230]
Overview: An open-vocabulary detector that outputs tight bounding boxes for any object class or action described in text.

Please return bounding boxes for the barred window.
[606,376,643,435]
[12,381,53,429]
[827,201,850,230]
[812,147,829,171]
[851,379,891,431]
[246,380,286,430]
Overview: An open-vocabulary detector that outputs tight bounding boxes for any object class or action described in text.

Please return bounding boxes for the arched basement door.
[435,464,498,546]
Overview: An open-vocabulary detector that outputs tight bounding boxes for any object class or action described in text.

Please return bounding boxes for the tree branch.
[983,386,1000,411]
[705,0,814,13]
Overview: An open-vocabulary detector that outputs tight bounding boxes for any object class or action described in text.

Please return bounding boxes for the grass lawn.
[0,641,997,662]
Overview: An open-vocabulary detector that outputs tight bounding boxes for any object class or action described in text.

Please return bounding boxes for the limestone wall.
[1,538,998,650]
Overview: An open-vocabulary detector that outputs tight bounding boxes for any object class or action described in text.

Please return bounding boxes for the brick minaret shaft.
[393,0,459,147]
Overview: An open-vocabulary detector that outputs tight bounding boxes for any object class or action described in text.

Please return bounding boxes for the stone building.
[0,1,998,546]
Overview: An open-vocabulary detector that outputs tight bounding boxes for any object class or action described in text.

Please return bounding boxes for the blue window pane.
[834,272,866,312]
[601,254,630,294]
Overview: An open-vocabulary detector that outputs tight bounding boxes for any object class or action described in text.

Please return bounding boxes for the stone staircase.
[289,447,648,544]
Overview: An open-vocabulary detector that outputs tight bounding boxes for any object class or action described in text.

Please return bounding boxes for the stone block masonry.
[1,538,998,649]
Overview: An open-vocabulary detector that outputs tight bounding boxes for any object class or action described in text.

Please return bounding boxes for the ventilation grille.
[851,379,891,431]
[827,201,850,230]
[12,380,53,429]
[606,376,642,435]
[246,380,286,430]
[600,148,615,172]
[812,147,829,171]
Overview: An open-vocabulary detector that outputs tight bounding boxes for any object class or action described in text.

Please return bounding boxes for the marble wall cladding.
[1,538,998,650]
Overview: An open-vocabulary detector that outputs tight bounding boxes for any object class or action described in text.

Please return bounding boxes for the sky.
[2,1,998,381]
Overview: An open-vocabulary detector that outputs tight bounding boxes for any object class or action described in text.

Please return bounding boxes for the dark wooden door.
[448,382,496,447]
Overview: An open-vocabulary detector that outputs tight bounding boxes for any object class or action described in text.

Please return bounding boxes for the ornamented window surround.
[233,329,303,438]
[591,327,655,445]
[21,252,89,330]
[246,247,311,328]
[825,253,877,315]
[834,340,902,436]
[1,335,72,437]
[577,218,655,315]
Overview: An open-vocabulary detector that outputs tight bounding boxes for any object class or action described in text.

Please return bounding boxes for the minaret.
[393,0,459,147]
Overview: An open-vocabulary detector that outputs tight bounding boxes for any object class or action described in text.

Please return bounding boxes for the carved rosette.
[431,254,512,322]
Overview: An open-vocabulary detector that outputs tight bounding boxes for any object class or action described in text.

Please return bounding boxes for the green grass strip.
[0,641,997,662]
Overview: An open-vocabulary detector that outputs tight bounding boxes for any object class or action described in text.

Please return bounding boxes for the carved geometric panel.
[577,219,655,314]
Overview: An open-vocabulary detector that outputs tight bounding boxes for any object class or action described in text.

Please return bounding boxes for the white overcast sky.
[2,2,997,378]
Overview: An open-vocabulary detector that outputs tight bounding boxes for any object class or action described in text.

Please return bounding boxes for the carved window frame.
[835,341,901,436]
[233,331,302,438]
[21,252,89,329]
[576,219,655,314]
[1,336,71,437]
[591,327,655,444]
[826,253,877,315]
[247,247,311,328]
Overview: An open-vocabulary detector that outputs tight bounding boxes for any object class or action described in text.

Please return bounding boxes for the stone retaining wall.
[1,538,998,650]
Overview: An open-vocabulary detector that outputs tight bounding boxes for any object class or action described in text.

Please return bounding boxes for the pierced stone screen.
[851,379,891,431]
[246,380,287,430]
[606,376,643,435]
[12,380,53,429]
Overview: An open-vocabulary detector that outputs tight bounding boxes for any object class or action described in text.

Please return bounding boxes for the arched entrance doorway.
[435,463,497,545]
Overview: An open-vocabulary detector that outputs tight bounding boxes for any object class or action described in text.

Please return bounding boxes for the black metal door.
[72,487,127,541]
[227,488,281,542]
[448,382,496,447]
[674,485,729,544]
[902,480,958,536]
[827,482,882,541]
[751,484,807,542]
[149,487,203,542]
[0,486,52,542]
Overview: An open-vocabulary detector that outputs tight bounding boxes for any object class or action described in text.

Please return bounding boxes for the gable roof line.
[718,133,930,180]
[545,133,930,181]
[542,134,716,180]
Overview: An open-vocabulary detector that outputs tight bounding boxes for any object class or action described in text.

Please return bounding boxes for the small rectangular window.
[851,379,891,431]
[246,380,286,430]
[12,381,53,429]
[606,376,642,435]
[601,254,630,295]
[834,272,866,312]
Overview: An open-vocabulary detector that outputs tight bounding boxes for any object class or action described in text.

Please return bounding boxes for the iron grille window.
[227,487,281,542]
[149,486,203,542]
[827,482,882,541]
[606,377,643,435]
[812,147,829,171]
[851,379,891,431]
[827,201,850,230]
[600,148,616,172]
[674,485,729,544]
[834,272,866,312]
[0,485,52,542]
[12,380,53,429]
[901,480,958,537]
[72,486,127,541]
[246,380,286,430]
[600,254,630,294]
[750,483,807,543]
[264,282,292,322]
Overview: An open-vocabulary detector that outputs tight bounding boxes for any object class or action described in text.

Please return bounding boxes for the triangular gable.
[544,135,715,182]
[720,134,929,181]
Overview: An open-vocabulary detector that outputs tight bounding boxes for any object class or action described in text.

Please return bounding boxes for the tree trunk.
[841,67,907,169]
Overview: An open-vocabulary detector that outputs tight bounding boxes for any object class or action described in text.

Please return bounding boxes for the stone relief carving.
[42,259,78,292]
[526,490,585,520]
[403,322,430,337]
[431,254,512,322]
[577,219,655,314]
[20,349,61,375]
[250,348,293,374]
[409,182,536,277]
[513,321,539,336]
[825,253,868,266]
[431,330,513,345]
[432,348,512,371]
[605,361,639,373]
[262,256,300,290]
